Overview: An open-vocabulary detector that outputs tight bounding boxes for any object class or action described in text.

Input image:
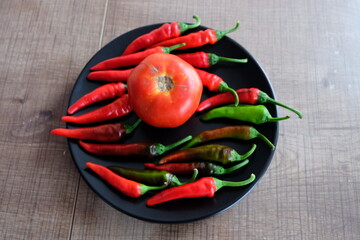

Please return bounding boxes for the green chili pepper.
[201,104,290,124]
[107,166,198,187]
[181,125,275,150]
[158,143,257,165]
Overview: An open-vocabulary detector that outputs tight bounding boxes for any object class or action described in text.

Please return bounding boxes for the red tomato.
[127,53,203,128]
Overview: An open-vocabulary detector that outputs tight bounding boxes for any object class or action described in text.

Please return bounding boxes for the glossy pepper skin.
[87,69,133,82]
[181,125,275,150]
[158,143,257,165]
[144,160,249,176]
[90,43,185,71]
[122,15,201,55]
[50,119,141,142]
[177,51,247,68]
[197,87,303,118]
[67,82,127,115]
[146,174,256,206]
[149,21,240,50]
[107,166,198,187]
[201,104,290,125]
[86,162,165,198]
[79,135,192,159]
[62,94,132,124]
[195,68,239,106]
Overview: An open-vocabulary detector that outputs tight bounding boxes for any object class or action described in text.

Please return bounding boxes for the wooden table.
[1,0,359,239]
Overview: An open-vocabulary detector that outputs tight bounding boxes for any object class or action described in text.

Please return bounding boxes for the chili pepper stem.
[208,53,248,66]
[258,91,303,118]
[163,43,186,53]
[249,127,275,149]
[215,159,249,175]
[155,135,192,156]
[214,21,240,40]
[234,143,257,161]
[214,173,256,190]
[140,184,167,195]
[178,15,201,32]
[124,118,142,135]
[186,169,199,183]
[269,115,290,122]
[218,82,239,106]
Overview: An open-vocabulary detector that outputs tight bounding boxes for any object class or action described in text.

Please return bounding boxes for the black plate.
[67,23,278,223]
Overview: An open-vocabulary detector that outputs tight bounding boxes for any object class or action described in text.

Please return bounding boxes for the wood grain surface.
[1,0,359,239]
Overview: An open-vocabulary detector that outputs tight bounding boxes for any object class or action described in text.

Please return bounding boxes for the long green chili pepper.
[144,160,249,176]
[181,125,274,150]
[201,104,290,124]
[158,143,257,165]
[107,166,198,187]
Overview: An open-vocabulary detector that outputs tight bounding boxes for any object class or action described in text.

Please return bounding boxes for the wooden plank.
[0,0,106,239]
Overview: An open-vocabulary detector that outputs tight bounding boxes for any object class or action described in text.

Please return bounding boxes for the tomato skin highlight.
[127,53,203,128]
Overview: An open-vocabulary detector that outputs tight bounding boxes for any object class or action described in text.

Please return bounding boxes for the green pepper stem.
[140,184,167,195]
[163,43,186,53]
[216,159,249,175]
[208,53,248,66]
[214,174,256,190]
[179,15,201,32]
[186,169,199,183]
[258,91,303,118]
[233,143,257,161]
[155,135,192,156]
[214,21,240,41]
[218,82,239,106]
[269,115,290,122]
[250,127,275,149]
[124,118,142,135]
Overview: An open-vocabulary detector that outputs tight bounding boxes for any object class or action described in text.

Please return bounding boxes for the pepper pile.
[51,15,302,207]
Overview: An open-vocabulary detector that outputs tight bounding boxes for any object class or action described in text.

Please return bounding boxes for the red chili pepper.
[79,135,192,159]
[86,162,165,198]
[197,88,303,118]
[146,174,256,206]
[122,15,201,55]
[87,69,133,82]
[181,125,275,149]
[50,119,141,142]
[90,43,185,71]
[195,69,239,106]
[144,160,249,176]
[67,82,127,115]
[62,94,132,124]
[149,21,240,50]
[177,51,247,68]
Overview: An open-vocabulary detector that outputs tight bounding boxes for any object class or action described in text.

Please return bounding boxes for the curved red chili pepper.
[122,15,201,55]
[87,69,133,82]
[67,82,127,115]
[146,174,256,206]
[50,119,141,142]
[62,94,132,124]
[86,162,165,198]
[149,21,240,50]
[177,51,247,68]
[90,43,185,71]
[197,88,303,118]
[195,69,239,106]
[79,135,192,158]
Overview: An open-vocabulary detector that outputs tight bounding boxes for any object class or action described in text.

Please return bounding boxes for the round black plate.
[67,23,278,223]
